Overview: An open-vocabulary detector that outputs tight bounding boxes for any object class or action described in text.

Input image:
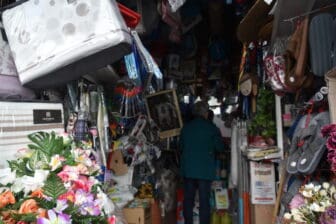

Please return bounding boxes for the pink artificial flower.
[77,164,89,175]
[58,191,75,203]
[321,124,336,137]
[289,194,306,210]
[107,216,116,224]
[72,176,93,192]
[57,166,79,182]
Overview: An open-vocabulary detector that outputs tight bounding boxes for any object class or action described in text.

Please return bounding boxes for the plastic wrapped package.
[106,185,137,208]
[2,0,131,88]
[0,23,35,99]
[0,101,64,168]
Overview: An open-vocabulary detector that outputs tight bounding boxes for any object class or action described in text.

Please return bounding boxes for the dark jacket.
[179,117,225,180]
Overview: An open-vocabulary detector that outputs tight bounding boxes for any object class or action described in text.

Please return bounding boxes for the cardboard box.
[123,199,151,224]
[251,204,274,224]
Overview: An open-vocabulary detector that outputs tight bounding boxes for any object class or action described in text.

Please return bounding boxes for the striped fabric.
[0,101,64,168]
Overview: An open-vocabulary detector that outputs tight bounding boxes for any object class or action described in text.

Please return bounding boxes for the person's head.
[192,101,209,119]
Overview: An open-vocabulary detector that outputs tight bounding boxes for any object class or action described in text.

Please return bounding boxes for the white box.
[0,101,64,168]
[2,0,131,88]
[250,161,276,204]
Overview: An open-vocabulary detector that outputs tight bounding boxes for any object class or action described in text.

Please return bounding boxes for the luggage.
[0,101,64,168]
[1,0,132,88]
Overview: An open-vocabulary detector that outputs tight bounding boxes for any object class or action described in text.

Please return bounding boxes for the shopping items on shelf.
[1,0,132,88]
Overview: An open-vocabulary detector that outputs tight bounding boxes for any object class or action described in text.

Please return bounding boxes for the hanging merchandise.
[97,86,110,168]
[208,37,229,65]
[135,0,160,35]
[0,23,35,100]
[112,115,161,173]
[263,39,296,95]
[74,81,90,142]
[1,0,132,88]
[168,0,186,12]
[180,32,198,59]
[158,0,182,43]
[309,13,336,77]
[283,17,313,91]
[325,68,336,123]
[286,111,330,175]
[131,30,163,92]
[114,78,143,119]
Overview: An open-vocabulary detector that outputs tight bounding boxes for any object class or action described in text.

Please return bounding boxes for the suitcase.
[1,0,132,88]
[0,101,64,168]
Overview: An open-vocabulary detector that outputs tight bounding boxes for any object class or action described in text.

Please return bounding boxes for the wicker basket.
[325,68,336,123]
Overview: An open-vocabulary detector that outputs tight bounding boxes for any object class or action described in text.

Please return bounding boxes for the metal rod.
[283,3,336,22]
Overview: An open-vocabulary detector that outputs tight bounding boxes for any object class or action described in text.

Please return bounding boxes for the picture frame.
[180,59,196,82]
[145,89,183,138]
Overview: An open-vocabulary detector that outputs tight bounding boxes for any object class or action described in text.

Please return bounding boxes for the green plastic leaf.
[33,197,56,210]
[42,173,66,201]
[11,212,37,222]
[27,131,65,170]
[8,160,33,177]
[71,214,108,224]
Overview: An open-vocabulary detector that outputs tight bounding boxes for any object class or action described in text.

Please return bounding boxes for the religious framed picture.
[145,89,183,138]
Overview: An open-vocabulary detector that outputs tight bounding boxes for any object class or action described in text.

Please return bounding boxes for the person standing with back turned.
[179,101,226,224]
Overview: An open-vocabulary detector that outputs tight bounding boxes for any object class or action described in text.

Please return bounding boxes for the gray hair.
[193,101,209,117]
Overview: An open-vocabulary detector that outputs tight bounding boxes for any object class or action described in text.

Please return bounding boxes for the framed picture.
[145,89,183,138]
[180,59,196,82]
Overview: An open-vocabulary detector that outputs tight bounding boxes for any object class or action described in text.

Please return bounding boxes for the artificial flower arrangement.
[282,182,336,224]
[0,131,123,224]
[321,124,336,173]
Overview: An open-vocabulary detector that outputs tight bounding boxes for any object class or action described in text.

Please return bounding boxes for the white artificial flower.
[291,208,300,215]
[302,190,313,198]
[284,213,292,219]
[319,189,328,196]
[305,183,315,190]
[313,185,321,192]
[293,214,305,222]
[50,154,63,171]
[97,187,115,216]
[320,200,332,210]
[330,186,336,194]
[11,170,49,195]
[310,202,323,212]
[0,168,16,185]
[59,132,71,145]
[322,182,330,189]
[15,148,33,158]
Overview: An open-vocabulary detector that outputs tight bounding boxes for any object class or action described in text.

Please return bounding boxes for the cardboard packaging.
[123,199,152,224]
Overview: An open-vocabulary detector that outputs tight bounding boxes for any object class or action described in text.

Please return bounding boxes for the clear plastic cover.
[2,0,131,85]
